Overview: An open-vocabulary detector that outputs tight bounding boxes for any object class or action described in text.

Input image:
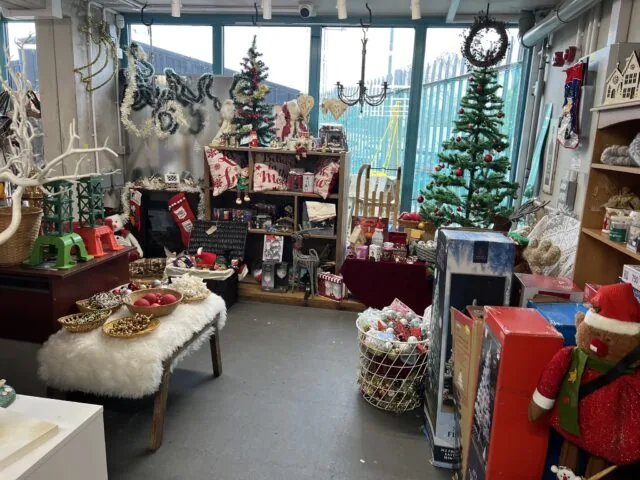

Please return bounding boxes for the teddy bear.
[528,282,640,478]
[522,238,561,274]
[212,99,235,145]
[105,213,143,261]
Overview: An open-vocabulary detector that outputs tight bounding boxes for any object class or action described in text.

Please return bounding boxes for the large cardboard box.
[466,307,564,480]
[451,307,485,479]
[513,273,583,307]
[424,229,515,468]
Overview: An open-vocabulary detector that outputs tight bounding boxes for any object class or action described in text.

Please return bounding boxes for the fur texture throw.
[38,294,226,398]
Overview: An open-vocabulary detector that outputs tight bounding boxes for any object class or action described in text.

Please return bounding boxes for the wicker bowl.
[76,298,122,315]
[57,309,112,333]
[122,288,183,317]
[0,206,43,266]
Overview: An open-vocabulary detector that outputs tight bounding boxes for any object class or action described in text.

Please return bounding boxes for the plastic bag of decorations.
[356,303,430,413]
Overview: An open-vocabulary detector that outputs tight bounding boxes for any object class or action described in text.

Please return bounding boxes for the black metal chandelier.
[336,4,388,113]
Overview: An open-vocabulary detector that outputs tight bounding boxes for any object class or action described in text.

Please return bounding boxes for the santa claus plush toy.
[529,282,640,477]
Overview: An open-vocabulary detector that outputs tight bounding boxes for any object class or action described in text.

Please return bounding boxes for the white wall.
[531,0,640,217]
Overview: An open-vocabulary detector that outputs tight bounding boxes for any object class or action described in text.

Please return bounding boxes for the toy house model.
[604,50,640,105]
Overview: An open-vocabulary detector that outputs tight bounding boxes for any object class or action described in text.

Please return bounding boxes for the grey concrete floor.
[1,301,451,480]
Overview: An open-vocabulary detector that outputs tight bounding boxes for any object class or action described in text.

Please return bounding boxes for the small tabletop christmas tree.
[229,36,275,147]
[418,67,519,228]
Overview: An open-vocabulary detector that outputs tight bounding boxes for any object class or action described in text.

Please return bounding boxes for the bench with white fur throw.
[38,293,227,450]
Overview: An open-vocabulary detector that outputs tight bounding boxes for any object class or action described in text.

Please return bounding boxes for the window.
[6,22,38,90]
[318,27,415,177]
[224,26,310,105]
[411,27,523,209]
[129,24,213,75]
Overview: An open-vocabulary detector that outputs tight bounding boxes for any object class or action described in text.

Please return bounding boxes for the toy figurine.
[236,167,250,205]
[250,130,259,148]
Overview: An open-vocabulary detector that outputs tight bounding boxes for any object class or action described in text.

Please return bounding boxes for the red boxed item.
[583,283,601,303]
[513,273,583,307]
[466,307,563,480]
[318,273,345,301]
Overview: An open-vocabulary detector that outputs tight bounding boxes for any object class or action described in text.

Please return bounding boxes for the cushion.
[206,146,239,196]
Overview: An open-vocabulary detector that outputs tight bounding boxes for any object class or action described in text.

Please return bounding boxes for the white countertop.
[1,395,104,479]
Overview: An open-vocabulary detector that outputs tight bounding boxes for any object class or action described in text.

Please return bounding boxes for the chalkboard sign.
[188,220,248,259]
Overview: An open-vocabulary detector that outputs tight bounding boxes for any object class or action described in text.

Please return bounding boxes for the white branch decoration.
[0,38,118,245]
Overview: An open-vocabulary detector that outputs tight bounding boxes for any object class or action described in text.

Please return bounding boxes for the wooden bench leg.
[149,366,171,451]
[210,332,222,377]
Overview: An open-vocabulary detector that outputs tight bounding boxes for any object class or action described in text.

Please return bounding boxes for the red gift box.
[514,273,583,307]
[466,306,563,480]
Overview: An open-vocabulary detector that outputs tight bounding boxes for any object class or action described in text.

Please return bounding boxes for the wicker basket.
[416,242,437,263]
[76,299,121,315]
[57,309,111,333]
[122,288,183,317]
[0,206,43,266]
[181,292,210,304]
[397,219,421,230]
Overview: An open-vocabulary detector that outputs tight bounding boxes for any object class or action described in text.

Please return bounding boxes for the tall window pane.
[224,26,310,105]
[319,27,414,177]
[130,24,213,75]
[7,22,38,90]
[412,28,522,210]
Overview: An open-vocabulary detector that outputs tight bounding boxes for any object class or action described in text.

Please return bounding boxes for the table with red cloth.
[340,258,433,314]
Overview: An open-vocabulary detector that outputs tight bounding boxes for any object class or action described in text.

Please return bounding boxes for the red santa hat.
[584,283,640,335]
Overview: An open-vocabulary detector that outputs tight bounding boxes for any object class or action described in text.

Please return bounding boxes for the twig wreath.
[462,11,509,68]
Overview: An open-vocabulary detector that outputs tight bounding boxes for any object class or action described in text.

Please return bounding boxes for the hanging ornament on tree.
[459,108,465,114]
[454,168,464,177]
[457,206,462,212]
[417,195,424,203]
[434,208,440,215]
[468,123,474,129]
[461,6,509,68]
[476,85,484,93]
[484,154,493,163]
[456,136,462,142]
[427,183,434,190]
[435,165,442,172]
[496,145,503,152]
[497,111,504,118]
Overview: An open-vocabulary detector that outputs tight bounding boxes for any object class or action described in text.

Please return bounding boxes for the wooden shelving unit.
[573,105,640,286]
[204,146,357,309]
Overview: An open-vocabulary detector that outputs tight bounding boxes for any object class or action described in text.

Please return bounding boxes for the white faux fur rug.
[38,293,227,399]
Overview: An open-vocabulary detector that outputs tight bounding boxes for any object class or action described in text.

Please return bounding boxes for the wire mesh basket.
[415,241,437,263]
[356,316,429,413]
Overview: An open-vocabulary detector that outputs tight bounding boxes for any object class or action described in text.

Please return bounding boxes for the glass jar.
[609,215,631,242]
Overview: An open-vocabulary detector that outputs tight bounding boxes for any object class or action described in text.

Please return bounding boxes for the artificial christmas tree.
[229,36,275,147]
[419,67,519,228]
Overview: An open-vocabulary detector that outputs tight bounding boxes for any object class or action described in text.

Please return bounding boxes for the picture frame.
[541,124,559,195]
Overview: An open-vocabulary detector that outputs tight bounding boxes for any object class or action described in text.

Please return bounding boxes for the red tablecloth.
[340,258,433,314]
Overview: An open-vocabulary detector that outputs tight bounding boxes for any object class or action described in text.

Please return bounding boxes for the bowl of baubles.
[122,288,183,318]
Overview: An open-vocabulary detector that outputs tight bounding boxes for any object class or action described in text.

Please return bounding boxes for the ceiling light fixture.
[262,0,272,19]
[336,4,388,113]
[337,0,347,19]
[171,0,180,17]
[410,0,420,20]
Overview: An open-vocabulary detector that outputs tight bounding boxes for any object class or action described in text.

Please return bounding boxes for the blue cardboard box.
[424,229,515,469]
[526,301,588,347]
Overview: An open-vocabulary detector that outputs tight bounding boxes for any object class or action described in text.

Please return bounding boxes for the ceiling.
[101,0,556,19]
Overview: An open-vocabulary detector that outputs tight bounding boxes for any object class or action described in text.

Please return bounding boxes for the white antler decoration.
[0,38,118,245]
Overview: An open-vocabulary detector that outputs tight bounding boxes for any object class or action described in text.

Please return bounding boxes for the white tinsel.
[120,46,188,139]
[170,273,210,298]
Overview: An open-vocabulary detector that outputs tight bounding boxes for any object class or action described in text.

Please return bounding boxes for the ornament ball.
[496,145,503,152]
[417,195,424,204]
[434,165,441,172]
[476,85,484,93]
[457,206,462,212]
[454,168,463,177]
[456,136,462,142]
[434,208,440,215]
[484,154,493,163]
[497,111,504,118]
[468,123,473,129]
[459,108,464,114]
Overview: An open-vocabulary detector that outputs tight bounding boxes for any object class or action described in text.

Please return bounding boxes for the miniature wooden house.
[604,50,640,105]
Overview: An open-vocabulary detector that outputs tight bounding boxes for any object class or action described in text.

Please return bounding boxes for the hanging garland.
[462,12,509,68]
[120,44,188,139]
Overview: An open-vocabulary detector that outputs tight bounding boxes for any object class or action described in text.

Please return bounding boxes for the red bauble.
[434,165,441,172]
[417,195,424,204]
[497,111,504,118]
[434,208,440,215]
[454,168,463,177]
[457,206,462,212]
[476,85,484,93]
[459,108,464,114]
[484,154,493,163]
[455,136,462,142]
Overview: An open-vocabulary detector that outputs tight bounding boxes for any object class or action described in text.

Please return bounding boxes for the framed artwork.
[541,124,559,195]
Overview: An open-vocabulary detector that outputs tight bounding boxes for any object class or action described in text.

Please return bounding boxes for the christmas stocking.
[129,189,142,230]
[557,62,586,149]
[168,192,196,247]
